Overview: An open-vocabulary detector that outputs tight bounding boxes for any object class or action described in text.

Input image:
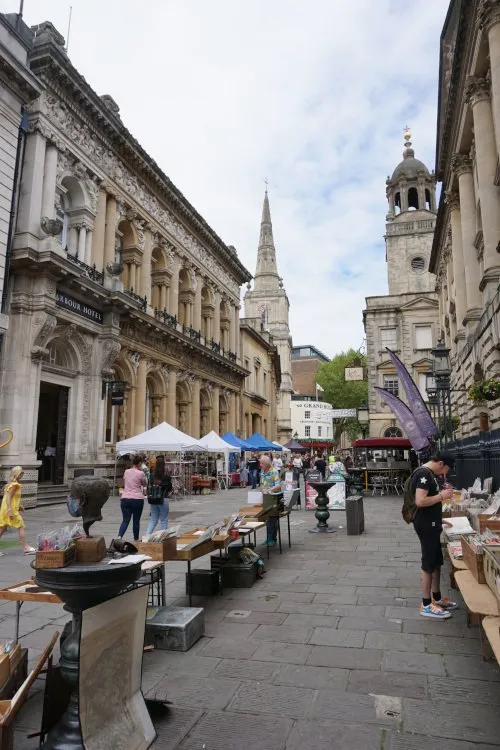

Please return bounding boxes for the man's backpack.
[402,470,419,524]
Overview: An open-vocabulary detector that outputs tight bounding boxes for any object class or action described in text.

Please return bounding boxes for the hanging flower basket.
[468,379,500,403]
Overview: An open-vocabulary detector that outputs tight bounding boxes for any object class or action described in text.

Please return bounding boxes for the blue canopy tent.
[246,432,283,451]
[220,432,254,451]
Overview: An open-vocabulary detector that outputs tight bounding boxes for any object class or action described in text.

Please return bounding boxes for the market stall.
[351,437,413,491]
[197,430,241,488]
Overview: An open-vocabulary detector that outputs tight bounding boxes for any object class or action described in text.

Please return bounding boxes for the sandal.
[23,547,36,554]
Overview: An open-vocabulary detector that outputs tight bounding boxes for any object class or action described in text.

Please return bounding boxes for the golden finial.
[404,125,412,142]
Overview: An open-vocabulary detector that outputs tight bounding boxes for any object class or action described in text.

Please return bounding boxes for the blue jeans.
[146,499,169,535]
[250,469,259,489]
[267,518,278,542]
[118,498,144,541]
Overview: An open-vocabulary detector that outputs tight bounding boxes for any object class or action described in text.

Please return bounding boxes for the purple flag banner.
[386,348,437,438]
[374,387,430,452]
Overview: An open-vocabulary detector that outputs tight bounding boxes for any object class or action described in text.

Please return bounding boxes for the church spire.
[254,189,280,290]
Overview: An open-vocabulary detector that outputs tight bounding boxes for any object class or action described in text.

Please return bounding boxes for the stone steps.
[36,484,69,506]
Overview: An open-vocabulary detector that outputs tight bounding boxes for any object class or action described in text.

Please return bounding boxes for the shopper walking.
[0,467,35,554]
[118,454,147,541]
[292,453,303,482]
[146,457,172,535]
[409,451,456,619]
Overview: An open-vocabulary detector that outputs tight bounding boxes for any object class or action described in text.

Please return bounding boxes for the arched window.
[394,192,401,215]
[408,187,419,210]
[384,427,403,438]
[425,189,431,210]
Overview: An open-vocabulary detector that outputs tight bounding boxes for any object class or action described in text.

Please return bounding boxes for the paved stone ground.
[2,488,499,749]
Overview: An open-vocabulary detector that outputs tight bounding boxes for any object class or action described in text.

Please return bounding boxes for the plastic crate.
[185,568,220,596]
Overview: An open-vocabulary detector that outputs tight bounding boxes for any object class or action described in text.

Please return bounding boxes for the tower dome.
[386,130,436,219]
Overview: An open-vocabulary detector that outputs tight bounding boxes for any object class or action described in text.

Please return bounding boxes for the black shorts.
[413,523,443,573]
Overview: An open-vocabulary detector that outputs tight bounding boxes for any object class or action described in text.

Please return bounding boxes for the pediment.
[399,296,438,311]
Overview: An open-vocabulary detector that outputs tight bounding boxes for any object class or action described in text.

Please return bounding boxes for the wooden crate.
[478,515,500,533]
[35,545,75,569]
[0,656,9,689]
[483,548,500,614]
[461,535,486,584]
[175,537,214,561]
[75,536,106,563]
[135,538,176,561]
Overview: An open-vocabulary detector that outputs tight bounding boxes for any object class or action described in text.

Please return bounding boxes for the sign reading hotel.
[56,291,103,324]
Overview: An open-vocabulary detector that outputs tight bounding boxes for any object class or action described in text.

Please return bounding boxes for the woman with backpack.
[146,456,172,534]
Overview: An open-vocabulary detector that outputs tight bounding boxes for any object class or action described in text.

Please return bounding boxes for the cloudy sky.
[18,0,449,358]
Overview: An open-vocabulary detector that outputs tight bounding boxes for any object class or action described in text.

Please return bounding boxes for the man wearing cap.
[412,451,457,619]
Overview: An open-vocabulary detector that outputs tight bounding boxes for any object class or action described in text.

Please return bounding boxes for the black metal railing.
[447,428,500,491]
[124,289,147,311]
[226,350,237,362]
[154,308,178,328]
[183,325,201,343]
[210,339,221,354]
[67,253,104,284]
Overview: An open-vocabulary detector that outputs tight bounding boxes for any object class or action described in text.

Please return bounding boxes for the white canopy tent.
[116,422,202,454]
[197,430,240,486]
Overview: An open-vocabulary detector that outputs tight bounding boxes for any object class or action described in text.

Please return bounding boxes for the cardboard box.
[75,536,106,563]
[461,535,486,584]
[135,538,177,561]
[36,545,75,569]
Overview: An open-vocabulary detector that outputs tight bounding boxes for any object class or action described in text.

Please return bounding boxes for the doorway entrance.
[36,382,69,485]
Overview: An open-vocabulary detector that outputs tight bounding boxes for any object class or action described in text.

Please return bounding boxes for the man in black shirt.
[412,451,455,619]
[247,453,260,489]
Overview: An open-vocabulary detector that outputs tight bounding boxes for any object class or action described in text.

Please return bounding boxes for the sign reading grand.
[56,291,103,324]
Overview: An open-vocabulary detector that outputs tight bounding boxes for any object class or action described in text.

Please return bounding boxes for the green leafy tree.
[316,349,368,445]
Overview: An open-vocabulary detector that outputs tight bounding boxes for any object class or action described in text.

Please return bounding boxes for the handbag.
[148,482,164,505]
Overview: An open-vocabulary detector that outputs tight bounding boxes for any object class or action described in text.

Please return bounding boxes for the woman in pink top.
[118,454,147,541]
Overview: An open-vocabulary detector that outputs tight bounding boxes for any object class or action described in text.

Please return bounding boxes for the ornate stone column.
[169,255,180,318]
[400,180,408,212]
[212,385,220,433]
[92,188,107,270]
[193,275,202,332]
[213,291,221,345]
[159,284,168,310]
[228,391,237,433]
[444,190,466,338]
[68,226,78,255]
[465,76,500,296]
[85,229,93,265]
[16,131,46,239]
[167,367,177,425]
[445,254,457,350]
[141,228,153,304]
[134,357,147,435]
[480,0,500,157]
[41,143,58,222]
[103,195,117,268]
[77,226,86,262]
[453,154,483,326]
[233,305,240,359]
[191,379,201,438]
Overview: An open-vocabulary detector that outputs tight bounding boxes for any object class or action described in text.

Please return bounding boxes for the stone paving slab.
[273,663,348,690]
[388,733,499,750]
[307,645,383,670]
[403,697,500,744]
[364,631,425,653]
[149,707,203,750]
[228,681,316,719]
[347,668,428,699]
[337,615,403,633]
[308,626,365,648]
[212,658,280,682]
[148,674,241,710]
[383,650,445,676]
[428,675,500,705]
[310,689,401,727]
[285,719,386,750]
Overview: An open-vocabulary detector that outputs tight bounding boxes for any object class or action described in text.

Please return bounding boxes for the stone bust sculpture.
[69,476,110,536]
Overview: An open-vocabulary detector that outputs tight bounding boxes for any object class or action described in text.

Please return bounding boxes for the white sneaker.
[420,602,451,619]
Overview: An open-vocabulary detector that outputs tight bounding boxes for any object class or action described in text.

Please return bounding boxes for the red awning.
[352,438,412,449]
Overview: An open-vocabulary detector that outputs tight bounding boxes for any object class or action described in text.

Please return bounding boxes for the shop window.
[305,425,311,437]
[305,410,311,420]
[383,376,399,397]
[415,325,432,349]
[318,426,322,437]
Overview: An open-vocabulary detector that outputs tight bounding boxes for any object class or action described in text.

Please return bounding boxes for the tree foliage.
[316,349,368,444]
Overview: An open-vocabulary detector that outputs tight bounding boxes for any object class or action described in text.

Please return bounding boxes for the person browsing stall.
[118,454,147,542]
[259,455,282,547]
[411,451,456,619]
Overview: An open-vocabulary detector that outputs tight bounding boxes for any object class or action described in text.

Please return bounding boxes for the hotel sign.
[56,291,103,324]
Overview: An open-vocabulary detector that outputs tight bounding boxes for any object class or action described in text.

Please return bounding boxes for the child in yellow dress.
[0,467,35,555]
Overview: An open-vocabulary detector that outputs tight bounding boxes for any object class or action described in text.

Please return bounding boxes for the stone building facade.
[239,318,281,440]
[0,14,42,339]
[364,136,440,437]
[429,0,500,439]
[244,191,293,443]
[0,19,251,505]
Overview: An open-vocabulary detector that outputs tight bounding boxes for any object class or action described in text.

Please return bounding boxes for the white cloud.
[21,0,449,357]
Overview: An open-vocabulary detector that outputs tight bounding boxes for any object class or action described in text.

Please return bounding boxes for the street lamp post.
[431,341,453,448]
[357,401,370,438]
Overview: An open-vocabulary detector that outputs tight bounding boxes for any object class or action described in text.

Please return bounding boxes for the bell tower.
[385,130,437,296]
